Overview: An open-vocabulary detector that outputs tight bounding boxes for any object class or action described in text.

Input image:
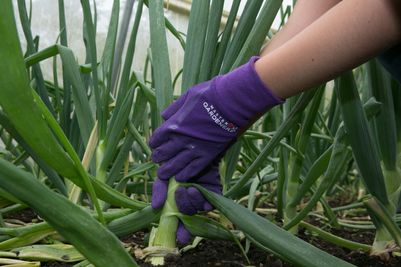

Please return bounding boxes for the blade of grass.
[220,0,263,73]
[222,141,242,192]
[367,60,397,170]
[198,0,224,82]
[0,111,67,196]
[17,0,54,115]
[232,0,283,69]
[181,0,210,92]
[81,0,103,138]
[109,0,133,95]
[127,122,152,158]
[108,206,161,237]
[276,144,288,219]
[288,145,332,208]
[0,227,55,250]
[365,197,401,248]
[336,72,389,206]
[24,44,95,146]
[178,214,233,241]
[114,0,144,107]
[211,0,241,76]
[58,46,94,145]
[367,60,401,211]
[284,86,325,231]
[108,89,149,185]
[11,244,84,263]
[143,0,185,49]
[300,221,371,252]
[31,91,105,223]
[149,0,174,124]
[98,89,135,182]
[57,0,73,135]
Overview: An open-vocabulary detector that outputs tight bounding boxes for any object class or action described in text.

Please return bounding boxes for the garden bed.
[131,229,401,267]
[38,230,401,267]
[7,209,401,267]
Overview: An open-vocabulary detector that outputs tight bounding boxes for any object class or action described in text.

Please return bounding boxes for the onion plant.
[0,0,400,266]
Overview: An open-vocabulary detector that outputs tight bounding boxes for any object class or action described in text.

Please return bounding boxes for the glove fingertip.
[176,222,191,245]
[148,136,158,149]
[151,150,164,164]
[161,109,173,121]
[151,198,163,209]
[151,179,168,209]
[156,168,169,181]
[203,202,213,212]
[149,127,168,149]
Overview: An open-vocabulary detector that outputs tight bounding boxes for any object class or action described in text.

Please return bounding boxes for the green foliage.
[0,0,400,266]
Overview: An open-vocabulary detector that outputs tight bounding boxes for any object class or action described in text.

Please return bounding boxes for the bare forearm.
[256,0,401,99]
[262,0,341,55]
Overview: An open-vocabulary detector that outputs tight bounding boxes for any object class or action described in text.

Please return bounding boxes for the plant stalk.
[147,179,179,265]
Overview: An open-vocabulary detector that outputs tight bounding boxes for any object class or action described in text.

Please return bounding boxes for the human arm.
[261,0,342,55]
[257,0,401,98]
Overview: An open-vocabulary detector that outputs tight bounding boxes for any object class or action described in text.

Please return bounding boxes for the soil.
[4,209,401,267]
[5,208,39,223]
[126,228,401,267]
[41,263,72,267]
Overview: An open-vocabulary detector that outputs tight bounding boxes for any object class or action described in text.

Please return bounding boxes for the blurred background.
[14,0,294,84]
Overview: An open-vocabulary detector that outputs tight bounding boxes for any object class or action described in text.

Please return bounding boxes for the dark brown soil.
[5,208,39,223]
[125,228,401,267]
[5,209,401,267]
[41,263,72,267]
[126,232,279,267]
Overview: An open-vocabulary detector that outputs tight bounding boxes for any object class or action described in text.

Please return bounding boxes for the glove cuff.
[215,56,284,127]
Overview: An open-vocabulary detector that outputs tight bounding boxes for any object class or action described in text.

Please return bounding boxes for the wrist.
[214,57,284,127]
[250,56,286,102]
[254,57,287,100]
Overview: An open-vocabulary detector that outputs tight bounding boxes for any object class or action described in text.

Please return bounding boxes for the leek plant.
[0,0,400,266]
[364,60,401,256]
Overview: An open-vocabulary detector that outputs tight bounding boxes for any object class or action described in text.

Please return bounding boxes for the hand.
[151,162,222,244]
[149,57,283,182]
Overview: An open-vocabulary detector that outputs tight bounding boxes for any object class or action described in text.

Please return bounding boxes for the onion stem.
[147,179,180,265]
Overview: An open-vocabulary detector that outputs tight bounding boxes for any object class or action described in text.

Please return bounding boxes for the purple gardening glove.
[152,162,222,244]
[149,56,284,182]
